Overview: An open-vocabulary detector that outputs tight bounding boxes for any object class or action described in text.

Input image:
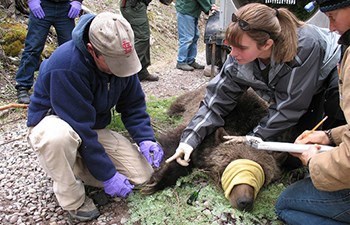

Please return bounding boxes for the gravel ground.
[0,110,131,225]
[142,54,211,99]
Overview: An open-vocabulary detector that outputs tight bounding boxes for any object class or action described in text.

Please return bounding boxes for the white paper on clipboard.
[246,136,333,153]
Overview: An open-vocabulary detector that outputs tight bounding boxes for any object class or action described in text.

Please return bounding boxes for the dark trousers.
[120,1,151,80]
[323,67,346,129]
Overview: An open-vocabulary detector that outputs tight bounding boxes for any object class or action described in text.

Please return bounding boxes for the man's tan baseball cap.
[89,12,141,77]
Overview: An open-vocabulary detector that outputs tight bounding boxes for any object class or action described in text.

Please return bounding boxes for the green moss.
[3,40,23,57]
[1,22,27,57]
[42,44,57,59]
[0,20,56,59]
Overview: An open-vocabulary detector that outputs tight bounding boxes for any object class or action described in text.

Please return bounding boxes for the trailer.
[204,0,329,76]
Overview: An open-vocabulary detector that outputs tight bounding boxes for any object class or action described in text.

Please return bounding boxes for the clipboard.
[246,136,333,153]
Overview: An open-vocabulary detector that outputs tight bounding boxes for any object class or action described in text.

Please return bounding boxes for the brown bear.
[142,86,288,211]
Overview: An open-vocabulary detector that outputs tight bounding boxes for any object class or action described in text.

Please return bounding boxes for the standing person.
[26,12,164,222]
[275,1,350,224]
[166,3,345,168]
[15,0,82,104]
[175,0,218,71]
[120,0,159,82]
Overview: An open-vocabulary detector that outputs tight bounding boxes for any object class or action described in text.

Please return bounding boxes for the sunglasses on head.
[231,13,272,36]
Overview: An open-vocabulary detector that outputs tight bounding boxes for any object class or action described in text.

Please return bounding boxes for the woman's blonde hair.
[225,3,304,63]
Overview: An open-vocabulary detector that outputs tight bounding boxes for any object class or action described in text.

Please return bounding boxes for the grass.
[108,95,182,135]
[126,169,286,225]
[109,96,287,225]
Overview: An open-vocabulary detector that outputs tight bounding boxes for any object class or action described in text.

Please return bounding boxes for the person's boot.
[176,63,194,71]
[68,196,100,222]
[139,69,159,82]
[189,61,205,70]
[17,87,30,104]
[144,73,159,81]
[203,65,220,77]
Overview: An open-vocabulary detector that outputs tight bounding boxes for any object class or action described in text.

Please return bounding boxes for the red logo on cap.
[122,40,132,54]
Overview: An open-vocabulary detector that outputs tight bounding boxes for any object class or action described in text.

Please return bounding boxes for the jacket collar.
[338,29,350,46]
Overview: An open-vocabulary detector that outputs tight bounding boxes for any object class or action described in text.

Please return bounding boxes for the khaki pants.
[28,115,153,210]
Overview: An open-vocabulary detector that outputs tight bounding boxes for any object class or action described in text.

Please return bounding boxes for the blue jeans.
[176,12,199,65]
[275,177,350,225]
[15,0,75,90]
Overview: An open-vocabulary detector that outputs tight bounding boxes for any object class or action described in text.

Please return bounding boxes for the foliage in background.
[108,110,126,133]
[0,21,26,57]
[145,96,183,134]
[108,96,182,136]
[0,19,57,59]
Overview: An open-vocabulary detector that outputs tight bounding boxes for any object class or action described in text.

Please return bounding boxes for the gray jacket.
[181,24,340,149]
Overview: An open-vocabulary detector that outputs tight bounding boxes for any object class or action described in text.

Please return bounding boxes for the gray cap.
[89,12,141,77]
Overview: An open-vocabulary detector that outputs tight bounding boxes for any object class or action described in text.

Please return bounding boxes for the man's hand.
[211,4,219,12]
[68,1,82,18]
[290,144,321,166]
[139,141,164,168]
[103,172,134,198]
[295,130,329,145]
[165,142,193,166]
[28,0,45,19]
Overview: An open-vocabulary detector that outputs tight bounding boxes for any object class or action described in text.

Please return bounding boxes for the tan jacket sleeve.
[331,124,349,145]
[309,47,350,191]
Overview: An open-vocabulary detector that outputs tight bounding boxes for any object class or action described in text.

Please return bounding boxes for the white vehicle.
[205,0,329,70]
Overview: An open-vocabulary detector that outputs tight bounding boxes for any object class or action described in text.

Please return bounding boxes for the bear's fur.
[142,86,288,211]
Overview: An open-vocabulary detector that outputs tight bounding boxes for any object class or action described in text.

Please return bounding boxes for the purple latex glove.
[28,0,45,19]
[139,141,164,168]
[68,1,82,18]
[103,172,134,198]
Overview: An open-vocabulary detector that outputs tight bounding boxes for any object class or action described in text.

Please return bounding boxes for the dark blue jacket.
[27,13,156,181]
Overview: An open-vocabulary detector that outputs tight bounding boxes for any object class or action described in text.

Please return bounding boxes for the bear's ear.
[214,127,229,145]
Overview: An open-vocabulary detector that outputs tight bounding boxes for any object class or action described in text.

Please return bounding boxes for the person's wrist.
[103,173,116,186]
[304,157,312,173]
[324,129,335,145]
[179,142,193,152]
[306,158,311,168]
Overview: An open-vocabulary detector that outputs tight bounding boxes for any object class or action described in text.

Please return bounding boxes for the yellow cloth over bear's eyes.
[221,159,265,199]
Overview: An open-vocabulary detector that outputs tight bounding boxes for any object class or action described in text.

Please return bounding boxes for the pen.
[305,116,328,137]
